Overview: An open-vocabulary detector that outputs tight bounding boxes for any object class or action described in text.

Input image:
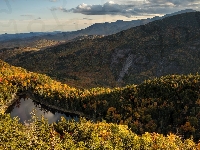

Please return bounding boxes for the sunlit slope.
[4,11,200,88]
[0,60,76,113]
[0,60,200,148]
[1,60,200,140]
[1,113,198,149]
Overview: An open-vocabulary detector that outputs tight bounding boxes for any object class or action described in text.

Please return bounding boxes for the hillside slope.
[4,11,200,88]
[0,60,200,141]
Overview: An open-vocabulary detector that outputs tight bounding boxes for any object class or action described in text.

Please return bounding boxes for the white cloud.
[51,0,200,17]
[49,0,59,2]
[50,6,65,11]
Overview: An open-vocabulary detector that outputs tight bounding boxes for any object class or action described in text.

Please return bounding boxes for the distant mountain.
[3,11,200,88]
[0,9,196,43]
[68,9,196,36]
[161,9,196,18]
[0,9,196,59]
[0,32,46,42]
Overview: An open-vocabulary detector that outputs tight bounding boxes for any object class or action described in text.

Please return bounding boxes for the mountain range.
[2,8,200,148]
[0,9,196,42]
[2,10,200,88]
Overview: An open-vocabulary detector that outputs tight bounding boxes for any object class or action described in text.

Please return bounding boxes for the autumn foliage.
[1,59,200,148]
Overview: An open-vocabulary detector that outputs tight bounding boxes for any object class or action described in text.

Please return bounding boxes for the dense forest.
[0,59,200,149]
[3,12,200,88]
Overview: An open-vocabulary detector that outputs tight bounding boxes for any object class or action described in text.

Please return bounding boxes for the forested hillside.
[1,114,198,149]
[0,60,200,145]
[3,11,200,88]
[1,11,200,149]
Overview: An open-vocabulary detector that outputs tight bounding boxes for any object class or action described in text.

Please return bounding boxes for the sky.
[0,0,200,34]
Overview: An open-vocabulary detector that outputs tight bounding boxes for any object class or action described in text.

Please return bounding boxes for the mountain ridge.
[0,9,196,42]
[3,11,200,88]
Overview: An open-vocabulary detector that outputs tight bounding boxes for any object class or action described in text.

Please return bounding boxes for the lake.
[6,94,79,124]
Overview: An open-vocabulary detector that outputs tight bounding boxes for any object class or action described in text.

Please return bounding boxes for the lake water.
[6,95,79,124]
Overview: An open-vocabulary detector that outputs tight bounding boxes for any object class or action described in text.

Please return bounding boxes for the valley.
[0,58,200,148]
[1,10,200,149]
[2,11,200,88]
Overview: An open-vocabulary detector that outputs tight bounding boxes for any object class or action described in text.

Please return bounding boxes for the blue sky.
[0,0,200,34]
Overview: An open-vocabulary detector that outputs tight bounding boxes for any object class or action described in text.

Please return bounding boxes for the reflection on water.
[6,96,79,124]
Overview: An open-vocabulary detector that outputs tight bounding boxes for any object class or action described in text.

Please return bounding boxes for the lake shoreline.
[27,91,86,117]
[2,90,93,122]
[0,93,18,114]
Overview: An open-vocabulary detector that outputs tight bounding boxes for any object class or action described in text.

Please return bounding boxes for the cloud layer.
[51,0,200,17]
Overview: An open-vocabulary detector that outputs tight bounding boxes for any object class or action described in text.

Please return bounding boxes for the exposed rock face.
[2,11,200,87]
[110,42,200,85]
[117,54,134,82]
[110,49,132,80]
[110,47,153,84]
